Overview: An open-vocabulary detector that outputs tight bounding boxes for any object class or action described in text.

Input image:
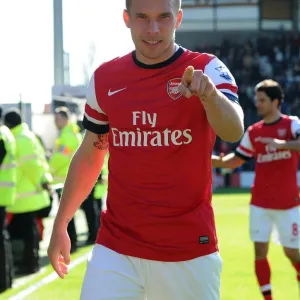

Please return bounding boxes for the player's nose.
[147,21,160,36]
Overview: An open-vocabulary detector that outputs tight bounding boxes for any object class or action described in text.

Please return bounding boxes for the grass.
[2,190,299,300]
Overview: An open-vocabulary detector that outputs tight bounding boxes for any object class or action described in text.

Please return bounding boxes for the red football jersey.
[83,46,238,261]
[236,115,300,210]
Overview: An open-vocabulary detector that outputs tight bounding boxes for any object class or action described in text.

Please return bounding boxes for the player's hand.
[178,66,217,101]
[257,137,285,149]
[47,226,71,279]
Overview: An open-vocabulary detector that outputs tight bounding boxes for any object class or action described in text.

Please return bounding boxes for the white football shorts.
[250,204,300,249]
[80,244,222,300]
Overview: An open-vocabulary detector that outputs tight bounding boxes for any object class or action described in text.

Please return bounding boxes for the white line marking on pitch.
[9,253,90,300]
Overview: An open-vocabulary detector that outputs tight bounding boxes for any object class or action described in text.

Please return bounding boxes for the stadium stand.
[202,30,300,171]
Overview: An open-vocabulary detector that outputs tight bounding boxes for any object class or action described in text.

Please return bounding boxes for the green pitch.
[2,189,298,299]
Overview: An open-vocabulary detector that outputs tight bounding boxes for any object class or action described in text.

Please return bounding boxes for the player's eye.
[160,14,171,19]
[136,14,147,19]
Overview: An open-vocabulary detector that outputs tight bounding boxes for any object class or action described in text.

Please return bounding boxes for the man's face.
[123,0,182,64]
[54,113,67,130]
[255,91,278,117]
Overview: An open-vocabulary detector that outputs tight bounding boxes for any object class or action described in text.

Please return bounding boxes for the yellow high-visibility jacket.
[0,125,17,207]
[49,123,82,185]
[7,123,50,213]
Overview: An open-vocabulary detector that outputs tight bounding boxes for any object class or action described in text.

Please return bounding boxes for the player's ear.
[123,9,130,28]
[272,98,279,108]
[175,9,183,29]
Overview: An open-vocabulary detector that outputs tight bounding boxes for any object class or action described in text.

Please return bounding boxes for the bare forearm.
[281,140,300,151]
[212,153,244,169]
[53,131,109,229]
[212,155,223,168]
[203,91,244,142]
[54,150,106,228]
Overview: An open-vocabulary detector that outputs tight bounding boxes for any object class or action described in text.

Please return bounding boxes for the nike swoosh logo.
[108,87,127,96]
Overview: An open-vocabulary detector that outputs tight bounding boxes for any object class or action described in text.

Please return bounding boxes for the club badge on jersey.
[277,128,287,138]
[167,78,182,100]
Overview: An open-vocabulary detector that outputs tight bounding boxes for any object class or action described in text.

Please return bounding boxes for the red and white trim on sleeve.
[290,116,300,139]
[216,83,238,99]
[82,72,110,134]
[235,130,254,160]
[236,145,254,159]
[84,72,109,125]
[84,104,109,126]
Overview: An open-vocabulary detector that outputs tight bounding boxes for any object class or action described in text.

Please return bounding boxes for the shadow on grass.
[213,187,251,195]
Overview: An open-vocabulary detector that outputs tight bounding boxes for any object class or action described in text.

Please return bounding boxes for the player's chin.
[257,110,265,116]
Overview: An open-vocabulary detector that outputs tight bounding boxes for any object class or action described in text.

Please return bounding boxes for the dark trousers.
[0,207,14,293]
[224,173,231,188]
[57,189,77,250]
[81,187,98,243]
[95,198,103,225]
[7,212,40,273]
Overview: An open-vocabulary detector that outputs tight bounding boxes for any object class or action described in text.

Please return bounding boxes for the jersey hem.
[96,238,219,262]
[250,202,300,210]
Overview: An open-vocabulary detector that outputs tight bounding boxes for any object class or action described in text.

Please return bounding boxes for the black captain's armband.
[82,116,109,135]
[234,150,251,161]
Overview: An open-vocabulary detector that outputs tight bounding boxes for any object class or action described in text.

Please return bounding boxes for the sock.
[292,262,300,282]
[255,259,272,300]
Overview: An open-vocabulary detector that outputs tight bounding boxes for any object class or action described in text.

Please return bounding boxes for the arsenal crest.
[167,78,182,100]
[277,128,287,138]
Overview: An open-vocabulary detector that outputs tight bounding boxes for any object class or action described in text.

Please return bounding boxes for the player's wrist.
[53,215,71,231]
[200,88,219,105]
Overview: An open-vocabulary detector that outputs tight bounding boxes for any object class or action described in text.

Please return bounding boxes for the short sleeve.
[203,56,239,104]
[82,72,109,134]
[290,117,300,139]
[235,129,254,160]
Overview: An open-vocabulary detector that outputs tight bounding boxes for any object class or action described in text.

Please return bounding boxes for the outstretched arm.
[179,56,244,142]
[258,117,300,151]
[212,127,254,169]
[212,152,245,169]
[258,136,300,152]
[202,91,244,143]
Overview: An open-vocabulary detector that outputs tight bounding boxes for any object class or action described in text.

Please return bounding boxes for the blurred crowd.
[196,30,300,169]
[196,29,300,127]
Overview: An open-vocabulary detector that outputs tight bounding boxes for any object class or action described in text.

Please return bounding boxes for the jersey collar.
[263,116,282,126]
[132,45,184,69]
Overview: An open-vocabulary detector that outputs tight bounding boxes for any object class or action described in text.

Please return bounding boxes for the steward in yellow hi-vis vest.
[49,107,82,252]
[0,126,16,207]
[49,114,82,185]
[0,106,16,292]
[4,109,51,274]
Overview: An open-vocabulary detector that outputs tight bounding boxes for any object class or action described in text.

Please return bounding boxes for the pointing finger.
[182,66,194,86]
